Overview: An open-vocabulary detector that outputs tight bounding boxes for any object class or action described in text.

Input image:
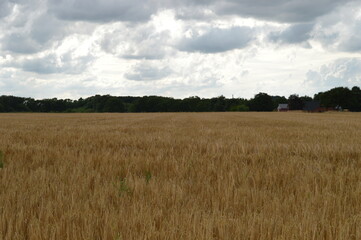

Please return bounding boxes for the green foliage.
[0,102,4,112]
[65,107,92,113]
[314,87,359,110]
[145,171,152,184]
[350,87,361,111]
[103,97,125,112]
[272,95,288,109]
[288,94,304,110]
[230,104,249,112]
[114,232,122,240]
[118,177,131,196]
[249,92,274,111]
[0,85,360,112]
[132,96,177,112]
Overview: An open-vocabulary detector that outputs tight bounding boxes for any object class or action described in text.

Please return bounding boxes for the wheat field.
[0,112,360,240]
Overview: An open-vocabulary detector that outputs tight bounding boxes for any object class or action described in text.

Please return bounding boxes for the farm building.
[303,101,337,112]
[277,104,289,112]
[303,101,322,112]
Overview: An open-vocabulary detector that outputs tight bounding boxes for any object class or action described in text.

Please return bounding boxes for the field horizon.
[1,112,361,239]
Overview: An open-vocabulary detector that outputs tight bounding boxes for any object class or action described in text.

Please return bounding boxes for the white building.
[277,104,289,112]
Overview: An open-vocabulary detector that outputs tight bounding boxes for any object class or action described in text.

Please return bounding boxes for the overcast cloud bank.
[0,0,360,99]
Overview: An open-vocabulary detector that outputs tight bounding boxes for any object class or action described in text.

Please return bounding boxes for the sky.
[0,0,361,99]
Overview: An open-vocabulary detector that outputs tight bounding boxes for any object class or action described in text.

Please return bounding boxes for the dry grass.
[0,112,361,240]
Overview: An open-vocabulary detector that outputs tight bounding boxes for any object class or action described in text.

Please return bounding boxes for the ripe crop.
[0,112,360,239]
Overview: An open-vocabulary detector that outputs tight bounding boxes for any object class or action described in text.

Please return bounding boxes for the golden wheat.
[0,112,360,240]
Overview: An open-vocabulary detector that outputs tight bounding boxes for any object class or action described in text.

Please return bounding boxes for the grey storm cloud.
[125,62,173,81]
[213,0,355,23]
[1,11,69,54]
[48,0,157,22]
[168,0,354,23]
[1,0,357,57]
[269,23,314,44]
[20,55,63,74]
[44,0,353,23]
[29,14,67,45]
[178,27,254,53]
[1,0,361,100]
[0,1,13,18]
[4,52,95,75]
[1,0,356,24]
[341,35,361,52]
[2,33,43,54]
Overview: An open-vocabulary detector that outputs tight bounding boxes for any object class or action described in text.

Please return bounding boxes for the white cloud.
[125,61,173,81]
[312,1,361,52]
[305,58,361,90]
[100,22,174,60]
[0,0,361,99]
[17,52,94,75]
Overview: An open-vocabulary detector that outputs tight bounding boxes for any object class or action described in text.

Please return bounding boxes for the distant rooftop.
[278,104,289,109]
[303,101,320,111]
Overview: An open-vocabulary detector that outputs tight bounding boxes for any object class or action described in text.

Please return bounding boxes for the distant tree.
[288,94,304,110]
[350,86,361,111]
[229,104,249,111]
[103,97,125,112]
[227,97,249,112]
[212,96,227,111]
[249,93,274,111]
[0,86,358,113]
[272,96,288,109]
[180,96,201,112]
[37,98,73,112]
[315,87,352,109]
[0,96,29,112]
[23,98,40,112]
[300,95,312,103]
[131,96,176,112]
[196,99,212,112]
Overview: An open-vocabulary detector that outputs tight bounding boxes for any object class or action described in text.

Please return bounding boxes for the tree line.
[0,86,360,113]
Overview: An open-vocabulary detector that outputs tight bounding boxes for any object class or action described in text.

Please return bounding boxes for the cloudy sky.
[0,0,361,99]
